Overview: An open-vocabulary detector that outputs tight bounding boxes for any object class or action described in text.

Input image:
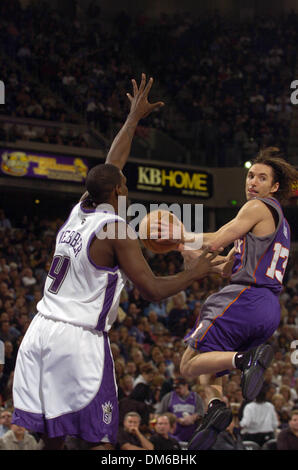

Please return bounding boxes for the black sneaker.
[187,400,232,450]
[240,344,274,401]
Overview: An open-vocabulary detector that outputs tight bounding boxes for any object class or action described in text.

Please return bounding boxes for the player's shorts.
[184,284,280,365]
[12,313,118,444]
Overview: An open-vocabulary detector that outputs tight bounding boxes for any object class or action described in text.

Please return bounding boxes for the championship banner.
[0,149,89,183]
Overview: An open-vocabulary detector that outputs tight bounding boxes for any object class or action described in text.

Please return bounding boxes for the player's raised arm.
[80,74,164,203]
[199,199,272,251]
[105,73,164,170]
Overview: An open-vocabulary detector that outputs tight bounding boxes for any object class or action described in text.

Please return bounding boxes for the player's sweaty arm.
[111,225,224,302]
[185,199,271,251]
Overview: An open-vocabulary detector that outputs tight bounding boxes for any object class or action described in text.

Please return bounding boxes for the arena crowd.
[0,1,297,165]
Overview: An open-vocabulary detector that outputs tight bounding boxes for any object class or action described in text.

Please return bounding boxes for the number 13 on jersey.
[266,242,289,283]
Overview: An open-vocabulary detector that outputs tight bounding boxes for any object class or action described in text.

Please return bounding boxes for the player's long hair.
[253,147,298,203]
[85,163,122,205]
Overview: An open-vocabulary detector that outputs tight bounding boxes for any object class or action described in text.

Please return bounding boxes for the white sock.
[208,397,220,406]
[231,352,237,369]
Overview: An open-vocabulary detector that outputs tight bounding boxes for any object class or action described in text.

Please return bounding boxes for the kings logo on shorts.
[102,401,113,424]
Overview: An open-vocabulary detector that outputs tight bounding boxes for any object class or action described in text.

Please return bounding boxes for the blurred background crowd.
[0,1,297,165]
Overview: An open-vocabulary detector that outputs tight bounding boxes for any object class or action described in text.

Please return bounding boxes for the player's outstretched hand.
[210,255,234,278]
[191,247,225,279]
[180,248,203,270]
[127,73,165,121]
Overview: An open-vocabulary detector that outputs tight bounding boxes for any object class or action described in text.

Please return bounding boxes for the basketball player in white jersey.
[12,74,223,450]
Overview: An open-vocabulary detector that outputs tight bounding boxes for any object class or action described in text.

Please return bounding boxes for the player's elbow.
[136,282,164,302]
[139,287,162,302]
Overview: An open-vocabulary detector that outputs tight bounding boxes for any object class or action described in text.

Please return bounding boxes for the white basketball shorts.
[12,313,119,443]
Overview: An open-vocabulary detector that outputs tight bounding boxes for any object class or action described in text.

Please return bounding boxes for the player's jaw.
[246,186,259,199]
[246,182,279,201]
[246,184,276,201]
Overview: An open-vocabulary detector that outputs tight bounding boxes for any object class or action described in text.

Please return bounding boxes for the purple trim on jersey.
[285,218,291,238]
[87,218,120,273]
[79,202,116,215]
[80,202,96,214]
[267,197,282,209]
[95,273,118,331]
[12,333,119,443]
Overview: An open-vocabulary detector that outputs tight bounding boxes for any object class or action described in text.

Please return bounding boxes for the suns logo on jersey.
[102,401,113,425]
[234,238,244,253]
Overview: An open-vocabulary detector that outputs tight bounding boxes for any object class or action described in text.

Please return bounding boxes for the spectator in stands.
[156,376,204,444]
[0,210,12,229]
[2,341,16,378]
[116,412,153,450]
[0,409,12,437]
[133,362,154,388]
[279,385,295,414]
[272,393,291,429]
[0,423,40,450]
[129,287,149,311]
[210,409,245,451]
[21,268,37,288]
[150,414,181,450]
[240,385,279,447]
[0,339,4,368]
[167,293,189,338]
[0,321,15,343]
[277,409,298,450]
[132,363,156,407]
[145,300,168,326]
[118,384,154,431]
[118,374,134,400]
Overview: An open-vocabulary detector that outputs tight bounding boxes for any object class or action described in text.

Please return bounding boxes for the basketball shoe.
[188,399,232,450]
[235,344,274,401]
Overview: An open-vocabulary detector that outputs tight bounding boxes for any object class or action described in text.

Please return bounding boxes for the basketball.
[139,209,184,254]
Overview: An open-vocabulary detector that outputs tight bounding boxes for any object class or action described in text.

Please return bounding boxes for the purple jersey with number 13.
[185,197,290,357]
[231,197,290,294]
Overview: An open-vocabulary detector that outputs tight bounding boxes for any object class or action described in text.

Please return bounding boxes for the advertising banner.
[0,149,89,183]
[0,148,213,199]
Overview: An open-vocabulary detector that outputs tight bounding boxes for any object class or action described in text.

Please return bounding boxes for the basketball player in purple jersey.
[158,148,297,450]
[12,74,223,451]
